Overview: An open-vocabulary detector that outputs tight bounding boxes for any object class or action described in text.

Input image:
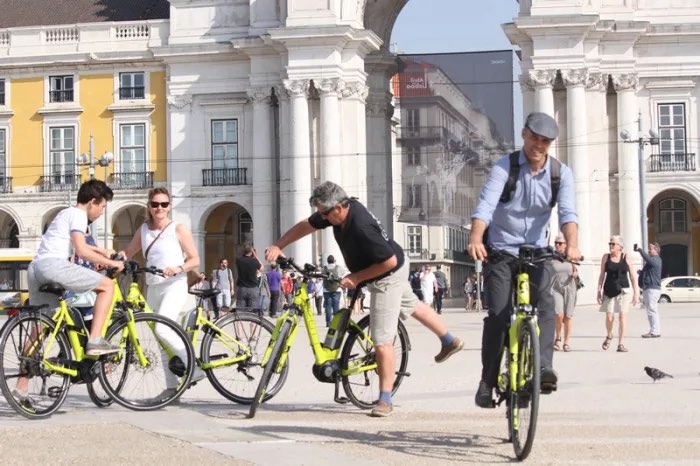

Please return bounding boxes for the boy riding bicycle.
[27,179,124,355]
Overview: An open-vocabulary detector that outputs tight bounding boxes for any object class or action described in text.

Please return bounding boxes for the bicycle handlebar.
[276,256,330,280]
[493,246,583,267]
[105,257,166,279]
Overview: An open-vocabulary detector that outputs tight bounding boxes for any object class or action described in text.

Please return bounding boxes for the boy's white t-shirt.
[35,206,88,260]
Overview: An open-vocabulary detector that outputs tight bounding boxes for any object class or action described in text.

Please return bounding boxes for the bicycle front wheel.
[340,315,410,409]
[510,318,540,460]
[201,311,288,404]
[248,319,292,418]
[0,312,72,419]
[99,312,195,411]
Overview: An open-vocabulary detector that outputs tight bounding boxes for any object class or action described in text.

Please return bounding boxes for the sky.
[391,0,523,143]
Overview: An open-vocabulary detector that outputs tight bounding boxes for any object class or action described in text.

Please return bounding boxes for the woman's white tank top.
[140,222,186,285]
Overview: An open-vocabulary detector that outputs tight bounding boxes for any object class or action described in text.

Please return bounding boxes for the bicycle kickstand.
[333,376,349,404]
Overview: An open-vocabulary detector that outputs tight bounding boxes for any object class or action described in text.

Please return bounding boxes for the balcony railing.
[109,172,154,190]
[648,153,696,173]
[49,90,74,103]
[119,87,145,99]
[40,174,81,192]
[202,168,248,186]
[398,126,446,140]
[0,176,11,193]
[443,249,471,263]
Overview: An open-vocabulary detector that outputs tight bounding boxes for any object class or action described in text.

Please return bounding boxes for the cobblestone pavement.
[0,301,699,464]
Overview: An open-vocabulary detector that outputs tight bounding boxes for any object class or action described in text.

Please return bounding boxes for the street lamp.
[620,112,659,251]
[79,133,113,248]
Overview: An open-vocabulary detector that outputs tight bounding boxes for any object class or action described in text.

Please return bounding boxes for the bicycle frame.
[506,270,539,395]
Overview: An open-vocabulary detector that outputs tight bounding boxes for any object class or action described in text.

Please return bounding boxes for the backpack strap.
[499,151,522,204]
[549,156,561,208]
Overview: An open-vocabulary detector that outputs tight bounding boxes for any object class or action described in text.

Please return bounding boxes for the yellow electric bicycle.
[492,245,579,460]
[0,262,195,419]
[249,257,411,418]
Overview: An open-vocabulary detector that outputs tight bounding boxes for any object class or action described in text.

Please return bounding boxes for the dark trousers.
[210,298,220,319]
[434,288,445,313]
[237,286,261,310]
[269,291,280,317]
[480,258,555,387]
[314,295,323,315]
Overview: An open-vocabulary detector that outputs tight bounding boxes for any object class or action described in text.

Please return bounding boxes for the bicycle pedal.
[47,386,64,399]
[395,371,411,377]
[334,396,350,404]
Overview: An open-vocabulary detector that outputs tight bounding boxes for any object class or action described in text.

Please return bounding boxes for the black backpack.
[499,151,561,208]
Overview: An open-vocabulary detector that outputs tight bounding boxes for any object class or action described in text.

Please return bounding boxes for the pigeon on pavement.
[644,366,673,382]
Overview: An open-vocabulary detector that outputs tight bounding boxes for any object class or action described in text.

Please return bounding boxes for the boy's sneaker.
[370,400,393,417]
[434,337,464,363]
[86,338,120,356]
[190,367,207,386]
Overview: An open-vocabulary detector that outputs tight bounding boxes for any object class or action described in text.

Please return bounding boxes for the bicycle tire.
[248,319,292,418]
[340,315,410,409]
[201,311,288,405]
[0,312,72,419]
[510,318,540,460]
[98,312,195,411]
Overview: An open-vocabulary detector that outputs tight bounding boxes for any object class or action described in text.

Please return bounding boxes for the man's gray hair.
[309,181,349,210]
[651,242,661,253]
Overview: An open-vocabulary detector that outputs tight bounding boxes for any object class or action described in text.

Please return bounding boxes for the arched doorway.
[648,189,700,278]
[42,208,64,235]
[202,202,251,279]
[0,210,19,248]
[112,204,146,263]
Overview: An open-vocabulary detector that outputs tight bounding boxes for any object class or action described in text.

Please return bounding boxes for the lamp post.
[620,112,659,251]
[79,133,113,248]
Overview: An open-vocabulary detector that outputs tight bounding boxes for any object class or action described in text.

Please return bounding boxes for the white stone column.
[365,55,396,237]
[613,73,641,250]
[519,75,535,121]
[166,94,193,199]
[283,79,313,261]
[247,87,275,252]
[563,69,590,255]
[318,78,344,263]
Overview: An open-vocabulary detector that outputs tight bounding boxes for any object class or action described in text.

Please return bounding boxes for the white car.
[658,276,700,303]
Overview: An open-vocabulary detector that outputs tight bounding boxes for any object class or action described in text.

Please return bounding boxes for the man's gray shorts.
[29,258,104,309]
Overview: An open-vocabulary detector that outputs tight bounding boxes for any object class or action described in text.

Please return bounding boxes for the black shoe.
[541,367,558,393]
[475,380,495,408]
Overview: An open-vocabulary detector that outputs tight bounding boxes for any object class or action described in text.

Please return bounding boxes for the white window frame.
[659,197,687,233]
[657,103,687,162]
[239,211,252,244]
[114,119,149,173]
[406,146,420,166]
[211,119,239,169]
[118,123,147,172]
[45,74,77,104]
[406,108,420,131]
[114,71,149,101]
[407,226,422,253]
[0,127,6,178]
[47,125,76,176]
[0,78,6,107]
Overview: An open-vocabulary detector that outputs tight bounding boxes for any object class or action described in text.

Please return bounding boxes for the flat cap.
[525,112,558,140]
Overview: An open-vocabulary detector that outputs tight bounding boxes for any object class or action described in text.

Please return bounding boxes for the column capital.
[366,98,393,118]
[562,68,588,87]
[167,94,192,110]
[341,82,369,103]
[247,87,272,104]
[527,69,557,88]
[283,79,310,98]
[586,72,607,92]
[316,78,345,97]
[519,75,534,92]
[612,73,639,92]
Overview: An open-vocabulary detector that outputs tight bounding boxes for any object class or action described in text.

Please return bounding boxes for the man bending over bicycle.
[467,112,581,408]
[28,180,125,356]
[265,181,464,417]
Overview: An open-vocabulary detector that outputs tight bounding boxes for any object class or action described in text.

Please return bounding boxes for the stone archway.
[648,188,700,277]
[42,208,64,235]
[111,204,146,263]
[202,202,251,279]
[0,210,19,248]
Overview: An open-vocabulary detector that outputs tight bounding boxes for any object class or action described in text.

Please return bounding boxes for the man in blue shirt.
[468,112,581,408]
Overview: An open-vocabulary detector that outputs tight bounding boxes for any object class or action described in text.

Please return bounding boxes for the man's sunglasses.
[554,241,565,245]
[149,201,170,208]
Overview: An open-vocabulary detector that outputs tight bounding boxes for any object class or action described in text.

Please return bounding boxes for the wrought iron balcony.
[49,90,74,103]
[398,126,446,140]
[119,86,145,99]
[39,173,81,192]
[202,168,248,186]
[0,177,11,194]
[648,153,696,173]
[109,172,154,190]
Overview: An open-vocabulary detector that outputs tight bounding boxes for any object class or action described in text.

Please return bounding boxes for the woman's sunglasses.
[149,201,170,209]
[554,241,565,246]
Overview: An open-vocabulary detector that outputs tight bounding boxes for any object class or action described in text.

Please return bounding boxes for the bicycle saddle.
[188,288,220,299]
[39,283,66,296]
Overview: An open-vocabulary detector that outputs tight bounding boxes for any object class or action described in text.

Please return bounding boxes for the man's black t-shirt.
[308,199,404,277]
[236,255,261,288]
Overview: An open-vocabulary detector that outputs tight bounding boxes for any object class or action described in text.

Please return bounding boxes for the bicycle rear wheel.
[248,319,292,418]
[510,318,540,460]
[0,313,71,419]
[98,312,195,411]
[340,315,410,409]
[201,311,287,404]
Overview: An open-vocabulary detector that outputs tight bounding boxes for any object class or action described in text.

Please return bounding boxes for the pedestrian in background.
[420,265,437,308]
[212,258,234,311]
[463,276,474,310]
[281,271,294,305]
[235,243,263,309]
[635,242,663,338]
[551,234,578,352]
[266,262,282,318]
[323,255,345,327]
[433,264,448,314]
[597,235,638,352]
[409,269,423,301]
[191,272,212,319]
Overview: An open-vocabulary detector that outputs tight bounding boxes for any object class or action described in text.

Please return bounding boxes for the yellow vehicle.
[0,248,33,313]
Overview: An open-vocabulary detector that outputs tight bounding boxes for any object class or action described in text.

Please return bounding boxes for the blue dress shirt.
[472,151,578,255]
